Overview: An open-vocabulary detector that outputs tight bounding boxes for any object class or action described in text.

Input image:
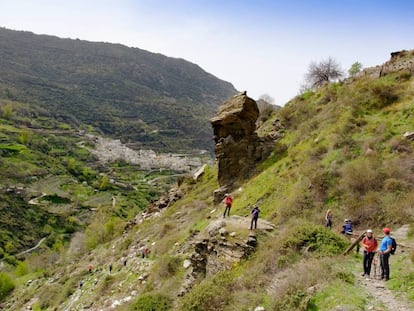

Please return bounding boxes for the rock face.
[179,216,276,296]
[356,49,414,79]
[211,93,274,192]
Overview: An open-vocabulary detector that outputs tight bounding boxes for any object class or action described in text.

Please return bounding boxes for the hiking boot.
[361,273,366,277]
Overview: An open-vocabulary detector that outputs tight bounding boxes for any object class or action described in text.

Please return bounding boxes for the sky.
[0,0,413,106]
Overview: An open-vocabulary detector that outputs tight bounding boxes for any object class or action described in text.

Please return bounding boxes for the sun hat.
[366,229,373,233]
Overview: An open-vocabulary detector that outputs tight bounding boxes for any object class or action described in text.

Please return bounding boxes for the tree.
[348,61,363,77]
[305,57,344,88]
[258,94,275,105]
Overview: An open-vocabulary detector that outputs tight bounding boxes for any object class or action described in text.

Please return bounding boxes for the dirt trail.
[15,237,47,257]
[356,225,413,311]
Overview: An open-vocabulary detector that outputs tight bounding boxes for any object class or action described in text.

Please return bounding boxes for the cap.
[383,227,390,234]
[224,193,229,196]
[366,229,373,233]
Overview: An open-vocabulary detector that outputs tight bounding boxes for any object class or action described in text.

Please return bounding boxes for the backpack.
[390,236,397,255]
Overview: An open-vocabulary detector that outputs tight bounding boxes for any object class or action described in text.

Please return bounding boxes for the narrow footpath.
[356,225,413,311]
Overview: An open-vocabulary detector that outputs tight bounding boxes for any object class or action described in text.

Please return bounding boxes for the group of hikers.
[222,193,260,230]
[361,227,394,281]
[222,196,395,280]
[325,209,395,281]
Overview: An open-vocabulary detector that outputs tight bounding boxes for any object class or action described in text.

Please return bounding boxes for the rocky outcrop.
[211,93,274,194]
[179,216,275,296]
[123,188,183,232]
[357,50,414,79]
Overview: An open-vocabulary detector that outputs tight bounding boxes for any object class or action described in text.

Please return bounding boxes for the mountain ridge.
[0,27,237,152]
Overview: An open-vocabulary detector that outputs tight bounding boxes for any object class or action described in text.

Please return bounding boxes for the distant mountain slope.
[0,27,237,151]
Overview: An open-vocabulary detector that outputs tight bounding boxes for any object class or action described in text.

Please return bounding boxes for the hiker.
[341,219,353,235]
[144,248,150,258]
[325,209,333,229]
[250,204,260,230]
[361,229,378,278]
[109,264,113,273]
[379,227,392,281]
[223,193,233,218]
[88,264,93,274]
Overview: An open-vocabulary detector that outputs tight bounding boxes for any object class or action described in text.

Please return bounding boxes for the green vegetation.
[2,50,414,310]
[180,271,234,311]
[131,292,172,311]
[0,273,15,301]
[0,27,236,152]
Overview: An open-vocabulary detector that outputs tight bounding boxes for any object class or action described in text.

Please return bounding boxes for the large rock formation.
[211,93,274,194]
[179,216,276,296]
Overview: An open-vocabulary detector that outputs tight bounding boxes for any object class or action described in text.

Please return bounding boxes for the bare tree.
[305,57,344,88]
[258,94,275,105]
[256,94,279,126]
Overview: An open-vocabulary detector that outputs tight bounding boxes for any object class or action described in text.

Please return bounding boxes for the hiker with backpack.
[379,227,394,281]
[361,229,378,279]
[325,209,333,229]
[222,193,233,218]
[250,204,260,230]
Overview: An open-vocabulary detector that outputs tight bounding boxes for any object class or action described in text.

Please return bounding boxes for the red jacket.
[362,236,378,252]
[223,196,233,206]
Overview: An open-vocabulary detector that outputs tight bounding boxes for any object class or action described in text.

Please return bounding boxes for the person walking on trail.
[250,204,260,230]
[361,229,378,278]
[223,193,233,218]
[379,227,393,281]
[325,209,333,229]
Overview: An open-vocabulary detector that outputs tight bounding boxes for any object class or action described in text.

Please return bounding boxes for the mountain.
[0,27,237,152]
[2,50,414,310]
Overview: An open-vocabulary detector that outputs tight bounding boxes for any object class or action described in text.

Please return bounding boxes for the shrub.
[281,222,348,256]
[340,158,383,194]
[368,78,400,108]
[154,255,181,279]
[179,271,234,311]
[131,292,172,311]
[268,258,336,311]
[0,272,15,301]
[15,261,28,277]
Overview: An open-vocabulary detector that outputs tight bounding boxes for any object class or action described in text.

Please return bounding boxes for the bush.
[179,271,234,311]
[154,255,181,279]
[367,78,400,108]
[15,261,28,277]
[130,292,172,311]
[282,222,348,256]
[0,272,15,301]
[340,158,383,194]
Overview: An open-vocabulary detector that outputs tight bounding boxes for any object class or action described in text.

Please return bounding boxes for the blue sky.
[0,0,413,105]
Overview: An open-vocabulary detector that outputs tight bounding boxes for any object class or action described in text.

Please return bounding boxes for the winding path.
[15,237,47,257]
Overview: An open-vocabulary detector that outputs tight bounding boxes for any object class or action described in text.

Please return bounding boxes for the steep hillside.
[2,51,414,310]
[0,98,184,262]
[0,27,237,152]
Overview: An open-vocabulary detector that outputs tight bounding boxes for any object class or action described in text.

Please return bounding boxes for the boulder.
[211,93,274,190]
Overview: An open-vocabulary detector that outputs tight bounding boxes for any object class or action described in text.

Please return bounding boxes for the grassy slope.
[3,68,414,310]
